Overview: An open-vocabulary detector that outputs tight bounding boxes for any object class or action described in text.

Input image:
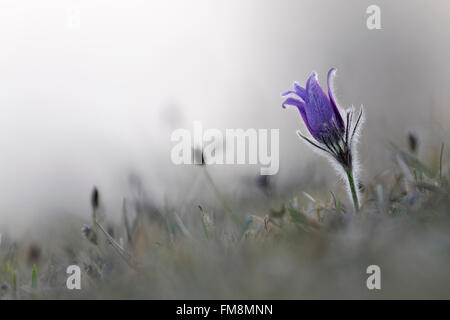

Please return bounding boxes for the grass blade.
[198,206,210,240]
[440,143,444,183]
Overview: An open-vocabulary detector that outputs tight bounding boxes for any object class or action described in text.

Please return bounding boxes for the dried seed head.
[27,244,41,265]
[91,187,99,210]
[192,147,206,165]
[407,131,418,153]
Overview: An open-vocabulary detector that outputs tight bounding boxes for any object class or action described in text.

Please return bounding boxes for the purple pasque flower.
[282,68,363,171]
[282,68,345,143]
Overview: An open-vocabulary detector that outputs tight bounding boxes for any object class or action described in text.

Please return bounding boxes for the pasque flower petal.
[305,71,336,140]
[282,83,307,101]
[282,68,345,142]
[282,97,313,134]
[327,68,345,131]
[293,82,307,100]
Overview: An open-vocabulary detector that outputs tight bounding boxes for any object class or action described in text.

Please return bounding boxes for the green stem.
[346,168,359,213]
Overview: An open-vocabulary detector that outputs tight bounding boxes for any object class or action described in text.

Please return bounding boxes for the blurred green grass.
[1,140,450,299]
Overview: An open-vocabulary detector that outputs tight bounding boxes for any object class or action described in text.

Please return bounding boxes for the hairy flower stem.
[345,168,359,213]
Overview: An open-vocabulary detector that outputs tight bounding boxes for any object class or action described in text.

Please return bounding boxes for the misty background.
[0,0,449,229]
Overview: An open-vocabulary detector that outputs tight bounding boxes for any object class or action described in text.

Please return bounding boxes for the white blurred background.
[0,0,449,227]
